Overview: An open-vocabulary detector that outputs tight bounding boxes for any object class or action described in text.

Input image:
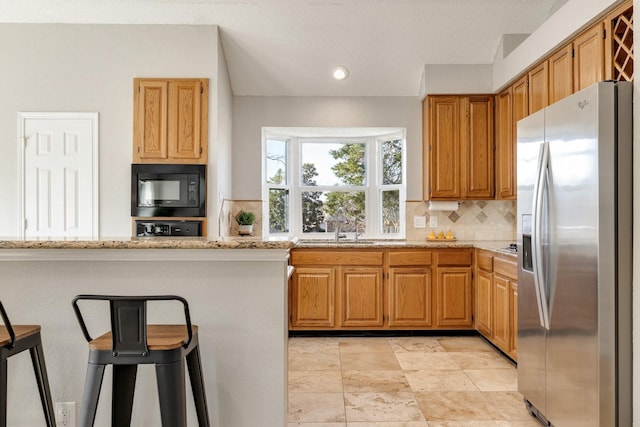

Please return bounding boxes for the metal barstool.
[0,301,56,427]
[72,295,210,427]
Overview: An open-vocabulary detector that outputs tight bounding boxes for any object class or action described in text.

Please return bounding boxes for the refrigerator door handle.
[532,141,551,330]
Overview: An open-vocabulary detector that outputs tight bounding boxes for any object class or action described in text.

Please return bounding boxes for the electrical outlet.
[413,216,426,228]
[55,402,76,427]
[429,216,438,228]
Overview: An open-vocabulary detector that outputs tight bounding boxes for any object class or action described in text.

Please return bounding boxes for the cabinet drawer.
[436,250,472,266]
[476,251,493,272]
[388,251,432,266]
[494,257,517,280]
[291,250,383,266]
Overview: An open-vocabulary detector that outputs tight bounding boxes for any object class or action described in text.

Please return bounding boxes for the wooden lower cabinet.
[474,250,518,361]
[388,267,432,327]
[475,269,493,337]
[290,267,335,328]
[290,248,474,331]
[289,249,384,330]
[340,267,384,327]
[387,250,432,328]
[436,267,473,327]
[508,281,518,360]
[435,249,473,328]
[492,274,510,351]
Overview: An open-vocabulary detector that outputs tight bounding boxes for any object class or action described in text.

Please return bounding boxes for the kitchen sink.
[296,239,406,246]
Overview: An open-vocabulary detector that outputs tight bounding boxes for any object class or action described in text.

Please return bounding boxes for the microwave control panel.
[188,178,198,202]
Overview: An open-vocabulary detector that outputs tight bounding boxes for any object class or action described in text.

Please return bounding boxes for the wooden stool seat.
[0,325,41,347]
[0,302,56,427]
[73,295,210,427]
[89,325,198,351]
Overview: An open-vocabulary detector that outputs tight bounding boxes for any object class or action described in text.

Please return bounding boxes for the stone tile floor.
[288,335,542,426]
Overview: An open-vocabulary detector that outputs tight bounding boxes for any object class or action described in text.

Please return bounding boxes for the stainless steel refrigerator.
[516,81,632,427]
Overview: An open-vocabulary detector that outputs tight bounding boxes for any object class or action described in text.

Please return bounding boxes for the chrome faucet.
[354,216,362,242]
[333,207,347,241]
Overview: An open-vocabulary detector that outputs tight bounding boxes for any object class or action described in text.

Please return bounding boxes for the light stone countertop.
[0,236,296,250]
[0,237,516,257]
[293,239,517,257]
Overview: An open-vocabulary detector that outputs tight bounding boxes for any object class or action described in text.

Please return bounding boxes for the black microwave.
[131,164,206,217]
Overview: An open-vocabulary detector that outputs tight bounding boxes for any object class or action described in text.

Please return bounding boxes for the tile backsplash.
[405,200,516,241]
[220,199,516,241]
[220,199,263,238]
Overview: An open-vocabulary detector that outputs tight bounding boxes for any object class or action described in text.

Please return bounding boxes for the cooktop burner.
[503,243,517,254]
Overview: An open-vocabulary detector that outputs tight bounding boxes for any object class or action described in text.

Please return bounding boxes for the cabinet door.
[528,62,548,115]
[388,267,432,327]
[134,80,169,161]
[340,267,384,327]
[463,96,494,199]
[436,267,472,327]
[549,44,574,104]
[475,269,493,338]
[133,78,208,164]
[574,23,605,92]
[512,76,528,196]
[290,267,335,328]
[495,88,515,200]
[493,275,510,353]
[169,80,205,160]
[512,76,529,122]
[428,96,461,199]
[509,281,518,361]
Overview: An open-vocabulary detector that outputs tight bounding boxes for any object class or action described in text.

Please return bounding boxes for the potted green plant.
[235,211,256,236]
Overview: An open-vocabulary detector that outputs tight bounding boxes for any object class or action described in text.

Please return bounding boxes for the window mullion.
[367,137,378,237]
[290,138,302,236]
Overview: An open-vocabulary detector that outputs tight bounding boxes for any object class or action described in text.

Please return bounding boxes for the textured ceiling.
[2,0,567,96]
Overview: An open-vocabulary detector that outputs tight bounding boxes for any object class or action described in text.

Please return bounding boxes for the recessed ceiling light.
[332,66,349,80]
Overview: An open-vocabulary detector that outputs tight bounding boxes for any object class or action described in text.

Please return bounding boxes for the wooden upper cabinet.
[133,78,209,164]
[528,62,548,115]
[427,96,461,199]
[134,80,169,160]
[495,87,515,200]
[549,44,574,104]
[512,76,529,123]
[169,80,205,160]
[426,95,494,200]
[604,0,633,81]
[574,23,605,92]
[463,96,495,199]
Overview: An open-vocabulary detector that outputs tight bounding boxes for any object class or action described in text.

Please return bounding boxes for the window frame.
[262,129,406,240]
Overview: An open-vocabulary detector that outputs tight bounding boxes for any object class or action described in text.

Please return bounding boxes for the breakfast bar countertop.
[0,236,297,250]
[0,237,517,257]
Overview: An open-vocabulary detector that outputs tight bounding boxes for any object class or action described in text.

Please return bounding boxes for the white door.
[19,112,99,239]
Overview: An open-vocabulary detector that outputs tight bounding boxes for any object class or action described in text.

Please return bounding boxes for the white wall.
[0,24,220,238]
[208,32,234,237]
[419,64,494,98]
[232,96,424,200]
[493,0,620,90]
